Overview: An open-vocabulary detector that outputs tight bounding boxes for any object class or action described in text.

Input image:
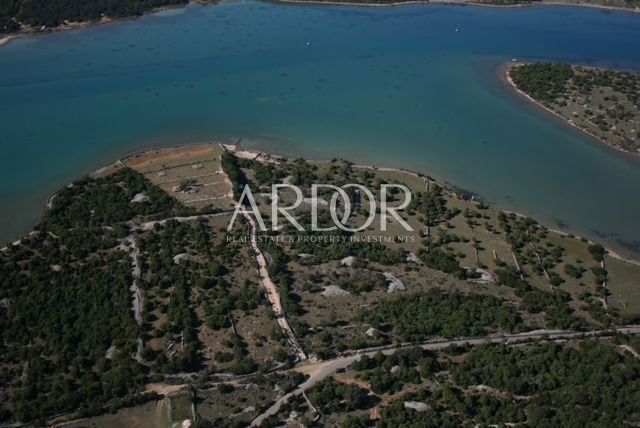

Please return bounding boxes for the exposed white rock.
[404,401,430,412]
[341,256,356,266]
[303,197,328,206]
[321,285,351,297]
[131,192,150,203]
[384,272,405,293]
[406,252,420,263]
[105,345,117,360]
[173,253,193,264]
[470,268,495,284]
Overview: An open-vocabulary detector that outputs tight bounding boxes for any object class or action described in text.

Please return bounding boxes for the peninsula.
[1,143,639,426]
[508,62,640,155]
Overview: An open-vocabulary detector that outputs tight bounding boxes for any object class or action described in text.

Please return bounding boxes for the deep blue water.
[0,1,639,255]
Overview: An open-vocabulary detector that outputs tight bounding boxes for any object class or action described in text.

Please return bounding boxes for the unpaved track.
[242,210,307,362]
[120,234,143,326]
[250,325,640,426]
[138,211,233,231]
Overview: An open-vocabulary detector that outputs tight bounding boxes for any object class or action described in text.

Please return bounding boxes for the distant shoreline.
[1,0,638,49]
[502,62,640,158]
[0,35,15,46]
[272,0,639,12]
[0,1,212,48]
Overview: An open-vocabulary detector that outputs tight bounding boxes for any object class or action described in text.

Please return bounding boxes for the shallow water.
[0,1,639,255]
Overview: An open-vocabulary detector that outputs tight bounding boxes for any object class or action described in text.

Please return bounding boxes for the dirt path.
[242,210,308,362]
[620,344,640,359]
[120,234,143,326]
[250,325,640,426]
[137,212,233,231]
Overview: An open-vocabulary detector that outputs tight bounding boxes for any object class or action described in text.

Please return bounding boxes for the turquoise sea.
[0,1,639,256]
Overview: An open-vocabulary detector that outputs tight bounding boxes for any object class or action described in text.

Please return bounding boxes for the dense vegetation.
[417,247,468,279]
[453,341,640,425]
[0,169,179,422]
[1,0,189,33]
[0,165,280,423]
[343,340,640,427]
[221,152,250,201]
[352,347,439,395]
[137,215,270,375]
[369,386,525,428]
[510,63,575,103]
[307,378,373,414]
[363,289,523,342]
[138,220,206,373]
[44,167,182,232]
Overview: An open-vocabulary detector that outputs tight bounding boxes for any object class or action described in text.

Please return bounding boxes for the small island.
[508,62,640,155]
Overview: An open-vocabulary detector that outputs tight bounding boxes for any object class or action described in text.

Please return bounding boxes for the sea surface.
[1,0,639,256]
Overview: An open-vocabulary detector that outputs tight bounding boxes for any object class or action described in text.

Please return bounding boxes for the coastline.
[0,1,213,49]
[28,140,220,247]
[0,17,113,48]
[541,0,640,12]
[5,140,640,266]
[0,35,15,46]
[271,0,518,9]
[502,62,640,159]
[231,138,640,263]
[2,0,638,50]
[223,143,640,266]
[274,0,639,11]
